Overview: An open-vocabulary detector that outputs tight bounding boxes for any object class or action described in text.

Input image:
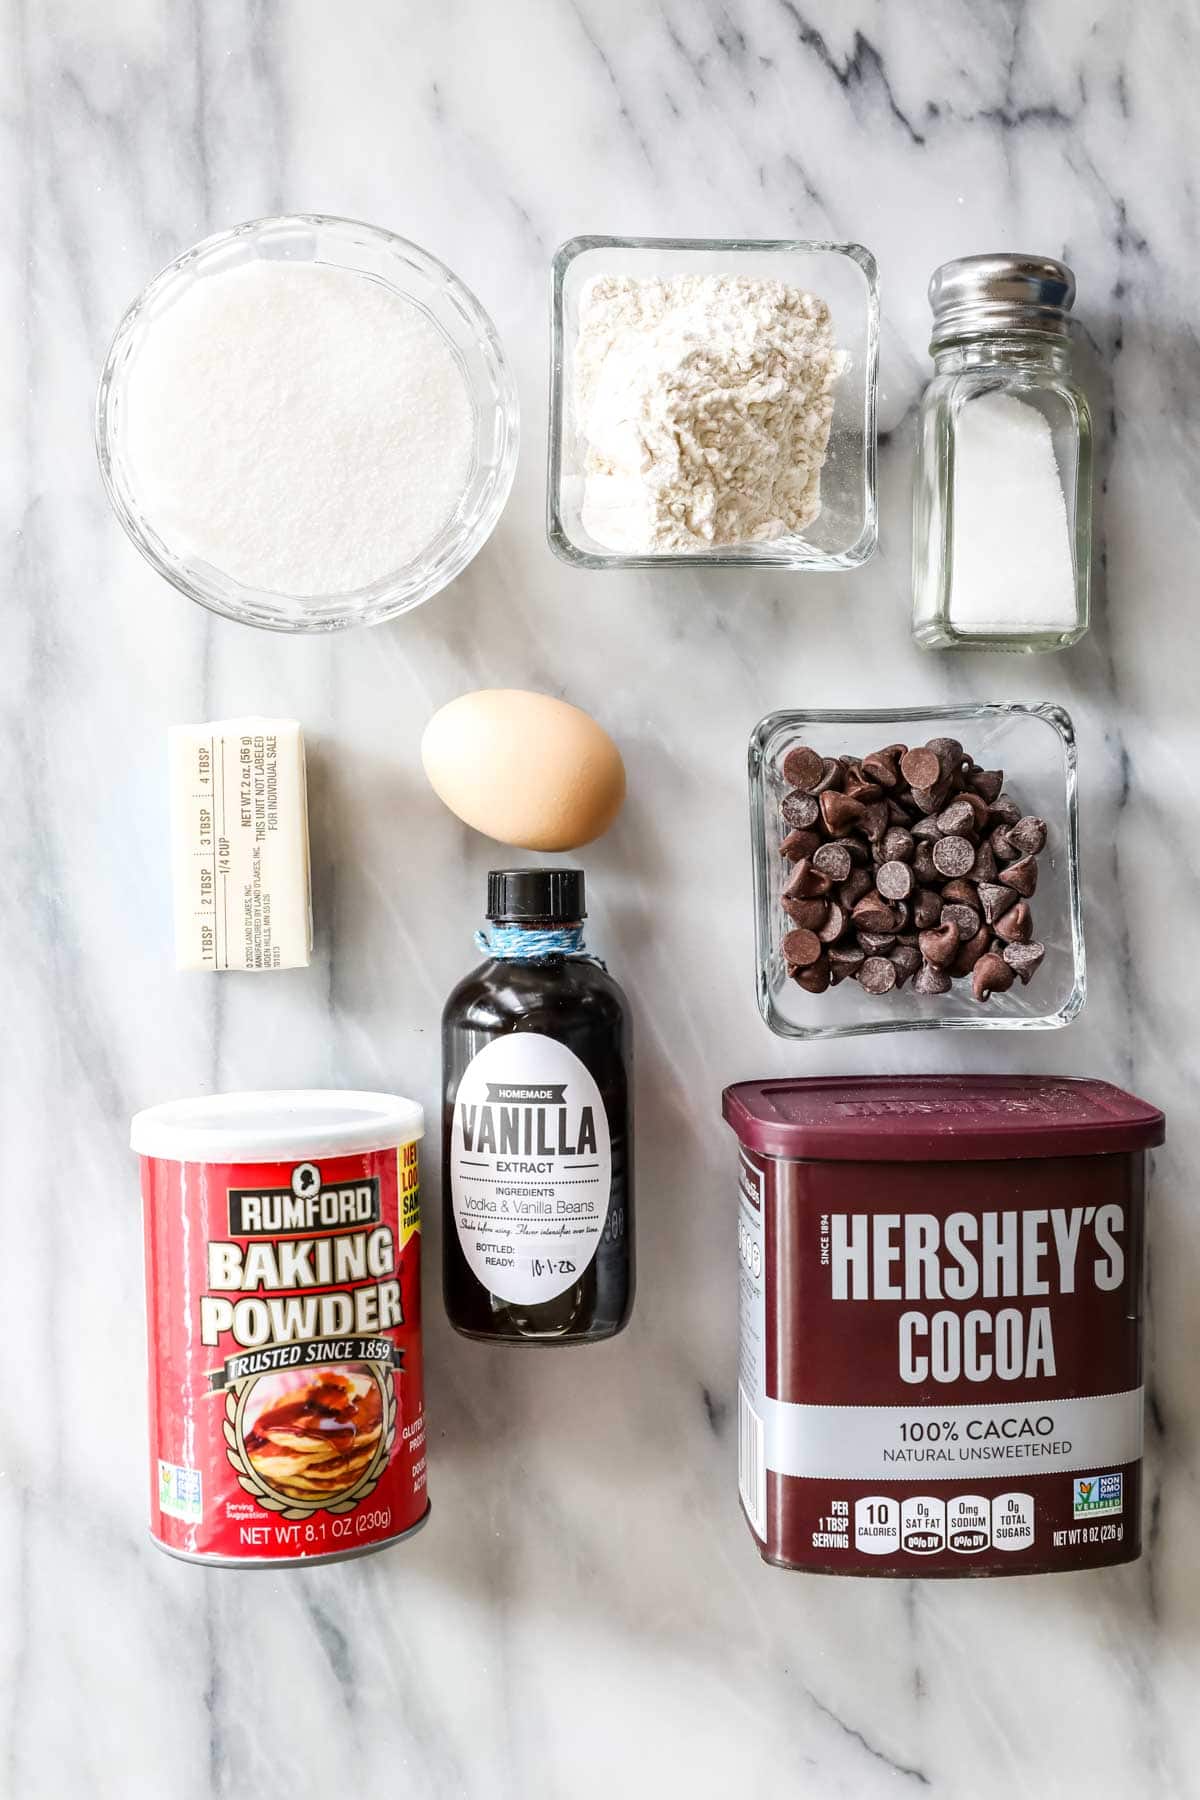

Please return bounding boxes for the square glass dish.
[750,703,1085,1039]
[548,236,878,570]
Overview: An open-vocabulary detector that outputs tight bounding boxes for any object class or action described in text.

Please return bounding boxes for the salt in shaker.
[912,254,1092,652]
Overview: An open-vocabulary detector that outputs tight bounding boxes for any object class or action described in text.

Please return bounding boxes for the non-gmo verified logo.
[1073,1473,1123,1519]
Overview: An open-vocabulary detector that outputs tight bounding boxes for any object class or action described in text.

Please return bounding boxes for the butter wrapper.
[169,718,312,971]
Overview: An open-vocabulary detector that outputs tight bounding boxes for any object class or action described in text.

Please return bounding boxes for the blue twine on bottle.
[476,924,596,962]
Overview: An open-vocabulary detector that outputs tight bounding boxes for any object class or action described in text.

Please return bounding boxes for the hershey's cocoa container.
[131,1091,428,1567]
[722,1075,1164,1577]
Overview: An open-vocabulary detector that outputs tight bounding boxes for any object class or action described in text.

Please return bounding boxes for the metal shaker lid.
[928,253,1076,346]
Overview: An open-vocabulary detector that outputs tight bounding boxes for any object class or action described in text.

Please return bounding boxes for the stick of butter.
[169,718,312,971]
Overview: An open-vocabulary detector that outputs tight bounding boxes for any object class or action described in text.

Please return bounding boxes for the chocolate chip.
[857,929,898,953]
[881,827,915,863]
[939,878,979,908]
[782,927,822,970]
[852,892,902,935]
[863,748,903,789]
[1009,816,1048,856]
[900,746,942,790]
[890,943,922,987]
[990,827,1018,862]
[820,791,866,834]
[951,926,992,977]
[781,791,821,829]
[969,768,1005,803]
[858,956,898,995]
[784,859,833,899]
[932,835,976,878]
[843,769,884,804]
[941,902,981,938]
[910,782,950,816]
[794,955,831,994]
[989,792,1022,827]
[994,900,1032,944]
[935,798,977,838]
[812,841,853,883]
[978,881,1017,925]
[817,901,848,944]
[913,843,939,884]
[810,757,844,795]
[912,888,943,929]
[918,922,960,968]
[826,834,870,868]
[963,791,991,830]
[999,854,1039,897]
[828,943,865,972]
[781,745,825,791]
[972,952,1015,1002]
[860,801,891,844]
[780,828,822,863]
[910,815,943,842]
[925,736,965,775]
[876,860,914,902]
[1003,941,1046,983]
[839,868,873,910]
[972,838,998,882]
[783,897,829,931]
[913,962,952,995]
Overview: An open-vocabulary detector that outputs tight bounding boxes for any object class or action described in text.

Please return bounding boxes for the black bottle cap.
[486,868,586,924]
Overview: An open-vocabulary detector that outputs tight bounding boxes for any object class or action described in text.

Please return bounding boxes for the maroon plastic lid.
[721,1075,1165,1164]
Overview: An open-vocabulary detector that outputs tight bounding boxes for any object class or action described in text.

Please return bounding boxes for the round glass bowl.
[750,703,1085,1039]
[96,215,519,633]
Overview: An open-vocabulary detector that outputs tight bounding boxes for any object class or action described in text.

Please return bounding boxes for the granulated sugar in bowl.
[97,215,518,632]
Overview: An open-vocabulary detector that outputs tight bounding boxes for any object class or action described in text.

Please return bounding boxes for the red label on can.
[141,1142,426,1564]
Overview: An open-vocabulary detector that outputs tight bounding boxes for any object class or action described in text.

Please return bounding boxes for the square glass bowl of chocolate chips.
[749,704,1085,1039]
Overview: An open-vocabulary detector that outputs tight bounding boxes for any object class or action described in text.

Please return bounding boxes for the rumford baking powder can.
[131,1091,428,1567]
[722,1076,1164,1577]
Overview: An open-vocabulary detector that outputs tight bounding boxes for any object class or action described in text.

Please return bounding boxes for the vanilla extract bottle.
[442,869,634,1343]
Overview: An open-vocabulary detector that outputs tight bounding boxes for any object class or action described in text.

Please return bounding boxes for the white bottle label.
[450,1034,611,1306]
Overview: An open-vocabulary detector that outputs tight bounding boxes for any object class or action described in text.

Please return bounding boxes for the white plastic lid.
[130,1090,425,1163]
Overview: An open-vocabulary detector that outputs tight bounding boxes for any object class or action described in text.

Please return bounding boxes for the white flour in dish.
[123,260,474,596]
[574,273,840,553]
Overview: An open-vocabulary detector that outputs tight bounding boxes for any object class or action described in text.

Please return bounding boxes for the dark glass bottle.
[442,868,634,1344]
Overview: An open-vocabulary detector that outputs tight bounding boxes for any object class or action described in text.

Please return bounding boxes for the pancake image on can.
[237,1366,390,1510]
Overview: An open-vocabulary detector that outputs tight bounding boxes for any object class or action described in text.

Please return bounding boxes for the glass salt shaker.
[912,254,1092,652]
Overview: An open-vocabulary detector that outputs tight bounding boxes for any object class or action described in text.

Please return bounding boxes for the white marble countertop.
[6,3,1198,1795]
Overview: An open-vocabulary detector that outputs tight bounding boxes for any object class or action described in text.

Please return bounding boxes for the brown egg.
[421,689,626,851]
